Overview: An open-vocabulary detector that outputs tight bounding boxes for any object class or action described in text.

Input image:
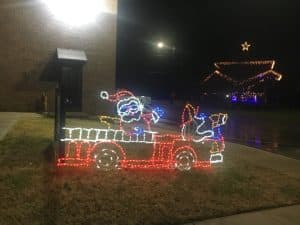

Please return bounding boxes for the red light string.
[57,91,228,171]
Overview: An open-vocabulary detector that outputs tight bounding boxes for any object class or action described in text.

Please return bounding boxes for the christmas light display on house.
[57,90,228,171]
[202,42,284,104]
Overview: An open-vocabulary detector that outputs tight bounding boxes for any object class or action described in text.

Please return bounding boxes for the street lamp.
[156,41,176,54]
[157,42,165,49]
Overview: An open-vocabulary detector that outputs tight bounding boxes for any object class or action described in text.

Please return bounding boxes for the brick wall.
[0,0,117,114]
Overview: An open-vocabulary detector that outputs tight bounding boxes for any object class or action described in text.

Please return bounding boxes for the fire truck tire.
[92,142,125,170]
[174,150,196,171]
[94,148,121,170]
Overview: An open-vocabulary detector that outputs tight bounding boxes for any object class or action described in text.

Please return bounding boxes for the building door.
[61,66,82,112]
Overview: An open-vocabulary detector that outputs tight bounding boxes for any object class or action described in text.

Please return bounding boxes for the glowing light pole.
[155,41,178,100]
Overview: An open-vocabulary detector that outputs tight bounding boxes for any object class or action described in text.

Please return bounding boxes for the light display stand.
[54,48,87,158]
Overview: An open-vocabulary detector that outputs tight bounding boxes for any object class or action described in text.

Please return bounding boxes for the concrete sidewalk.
[185,205,300,225]
[0,112,41,140]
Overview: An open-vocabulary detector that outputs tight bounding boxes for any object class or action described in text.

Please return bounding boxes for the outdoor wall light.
[42,0,106,27]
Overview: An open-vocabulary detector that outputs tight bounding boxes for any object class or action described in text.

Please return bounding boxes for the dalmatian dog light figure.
[181,103,228,142]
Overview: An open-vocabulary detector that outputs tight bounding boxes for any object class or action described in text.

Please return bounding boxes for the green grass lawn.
[0,117,300,225]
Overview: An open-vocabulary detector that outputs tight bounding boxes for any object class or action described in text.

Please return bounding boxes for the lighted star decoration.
[241,41,251,51]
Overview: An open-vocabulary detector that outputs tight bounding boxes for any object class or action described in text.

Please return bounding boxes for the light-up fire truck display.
[57,90,228,171]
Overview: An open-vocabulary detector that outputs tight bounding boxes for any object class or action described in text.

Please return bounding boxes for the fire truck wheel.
[94,149,120,171]
[175,151,195,171]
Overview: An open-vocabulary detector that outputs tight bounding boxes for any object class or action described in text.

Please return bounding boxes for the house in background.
[0,0,118,114]
[201,60,283,105]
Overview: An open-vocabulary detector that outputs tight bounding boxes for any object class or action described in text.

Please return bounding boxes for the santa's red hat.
[100,90,134,103]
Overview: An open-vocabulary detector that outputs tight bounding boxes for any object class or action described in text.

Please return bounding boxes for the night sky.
[116,0,300,101]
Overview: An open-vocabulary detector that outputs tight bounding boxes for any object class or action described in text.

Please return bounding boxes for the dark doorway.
[61,65,83,112]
